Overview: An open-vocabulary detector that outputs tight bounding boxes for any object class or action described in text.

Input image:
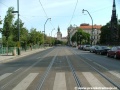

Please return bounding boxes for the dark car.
[107,46,120,59]
[90,45,98,53]
[78,45,84,50]
[95,46,110,55]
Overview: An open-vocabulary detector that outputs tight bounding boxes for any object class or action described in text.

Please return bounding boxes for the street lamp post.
[12,0,20,55]
[82,9,93,46]
[51,28,55,46]
[43,18,51,47]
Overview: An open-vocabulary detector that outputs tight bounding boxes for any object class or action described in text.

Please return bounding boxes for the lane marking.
[92,62,120,79]
[13,73,38,90]
[108,71,120,79]
[14,68,22,73]
[1,49,53,89]
[53,72,67,90]
[82,72,105,87]
[86,58,92,61]
[36,57,42,59]
[93,62,109,71]
[0,73,12,81]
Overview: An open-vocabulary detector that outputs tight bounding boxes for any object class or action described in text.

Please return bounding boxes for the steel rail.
[36,52,58,90]
[0,49,54,90]
[71,49,120,90]
[66,55,82,90]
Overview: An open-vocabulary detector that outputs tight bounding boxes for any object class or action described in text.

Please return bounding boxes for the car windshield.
[101,46,110,49]
[117,47,120,50]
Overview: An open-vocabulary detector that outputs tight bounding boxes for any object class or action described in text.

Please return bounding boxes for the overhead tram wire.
[19,15,34,28]
[68,0,78,27]
[0,1,9,8]
[38,0,48,18]
[38,0,55,29]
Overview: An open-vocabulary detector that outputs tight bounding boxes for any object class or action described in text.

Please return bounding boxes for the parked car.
[89,45,98,53]
[83,45,91,51]
[95,46,110,55]
[107,46,120,59]
[78,45,84,50]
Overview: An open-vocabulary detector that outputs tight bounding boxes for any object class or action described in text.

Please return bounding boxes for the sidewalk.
[0,47,51,63]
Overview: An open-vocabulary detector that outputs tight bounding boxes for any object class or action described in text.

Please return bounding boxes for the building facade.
[57,26,62,41]
[80,23,102,45]
[67,25,77,46]
[57,26,67,42]
[67,24,102,46]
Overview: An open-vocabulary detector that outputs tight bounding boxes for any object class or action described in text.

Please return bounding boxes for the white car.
[83,45,91,51]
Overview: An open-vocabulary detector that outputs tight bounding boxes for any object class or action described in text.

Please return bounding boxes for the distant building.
[80,23,102,45]
[57,26,62,41]
[57,26,67,42]
[67,25,77,46]
[67,24,102,46]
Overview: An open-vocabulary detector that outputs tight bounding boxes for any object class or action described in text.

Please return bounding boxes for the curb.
[0,47,51,63]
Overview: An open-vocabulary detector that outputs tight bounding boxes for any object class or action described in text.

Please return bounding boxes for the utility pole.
[43,18,51,47]
[82,9,93,46]
[12,0,20,55]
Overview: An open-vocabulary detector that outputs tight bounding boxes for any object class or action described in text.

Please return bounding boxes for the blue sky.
[0,0,120,38]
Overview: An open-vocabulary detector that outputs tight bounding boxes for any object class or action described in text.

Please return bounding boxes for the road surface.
[0,46,120,90]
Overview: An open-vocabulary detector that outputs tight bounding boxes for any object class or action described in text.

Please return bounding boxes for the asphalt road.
[0,46,120,90]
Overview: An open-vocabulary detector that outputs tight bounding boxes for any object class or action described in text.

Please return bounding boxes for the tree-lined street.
[0,46,120,90]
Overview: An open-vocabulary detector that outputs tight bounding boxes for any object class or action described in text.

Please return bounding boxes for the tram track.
[0,48,55,90]
[35,52,58,90]
[70,48,120,90]
[65,48,83,90]
[66,55,83,90]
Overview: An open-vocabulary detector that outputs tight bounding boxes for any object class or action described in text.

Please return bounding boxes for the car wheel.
[114,54,117,59]
[107,53,109,57]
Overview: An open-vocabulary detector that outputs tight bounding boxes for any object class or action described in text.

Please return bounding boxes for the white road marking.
[12,73,38,90]
[86,58,92,61]
[53,72,67,90]
[93,62,109,71]
[36,57,42,59]
[82,72,105,87]
[109,71,120,79]
[0,73,12,81]
[14,68,22,73]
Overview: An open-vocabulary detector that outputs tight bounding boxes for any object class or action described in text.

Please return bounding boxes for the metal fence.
[0,44,44,55]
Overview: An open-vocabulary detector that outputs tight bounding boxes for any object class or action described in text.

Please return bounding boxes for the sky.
[0,0,120,38]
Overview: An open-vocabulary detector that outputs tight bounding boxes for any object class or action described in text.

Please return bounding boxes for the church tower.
[109,0,118,44]
[57,26,62,40]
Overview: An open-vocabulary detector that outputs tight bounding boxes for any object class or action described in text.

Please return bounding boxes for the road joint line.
[93,62,109,71]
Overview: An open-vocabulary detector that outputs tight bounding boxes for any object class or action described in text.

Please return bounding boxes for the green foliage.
[71,28,90,45]
[1,7,55,47]
[0,21,2,25]
[100,23,110,44]
[29,28,44,45]
[3,7,14,40]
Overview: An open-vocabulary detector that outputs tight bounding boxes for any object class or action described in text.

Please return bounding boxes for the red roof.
[80,24,102,30]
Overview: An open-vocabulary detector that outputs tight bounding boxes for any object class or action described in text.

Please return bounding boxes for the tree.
[71,28,90,45]
[100,22,111,44]
[0,21,2,25]
[3,7,14,41]
[13,19,28,42]
[29,28,43,45]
